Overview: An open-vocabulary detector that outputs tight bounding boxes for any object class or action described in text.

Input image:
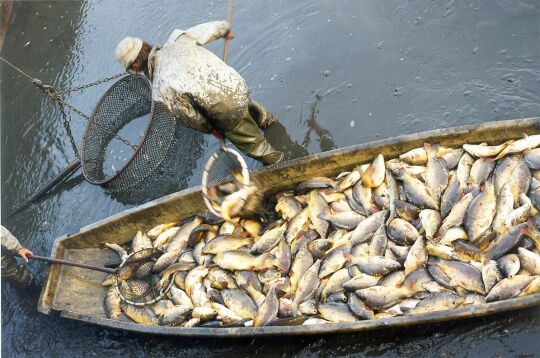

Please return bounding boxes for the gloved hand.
[16,248,33,262]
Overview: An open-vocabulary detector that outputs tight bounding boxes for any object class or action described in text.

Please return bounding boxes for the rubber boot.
[248,100,277,129]
[1,255,35,289]
[223,113,283,165]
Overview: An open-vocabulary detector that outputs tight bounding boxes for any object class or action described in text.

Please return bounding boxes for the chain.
[1,56,138,152]
[58,72,128,94]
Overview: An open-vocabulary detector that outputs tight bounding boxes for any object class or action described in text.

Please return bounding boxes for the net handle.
[201,145,250,218]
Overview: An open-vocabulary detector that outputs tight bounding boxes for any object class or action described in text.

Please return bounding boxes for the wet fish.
[482,260,501,293]
[253,287,279,327]
[120,302,158,326]
[275,193,302,220]
[497,254,521,278]
[338,168,362,191]
[493,183,515,236]
[486,275,534,302]
[352,180,379,214]
[350,210,387,245]
[318,209,365,230]
[105,243,128,261]
[394,200,420,222]
[419,209,441,240]
[221,288,258,319]
[488,223,527,260]
[147,222,177,239]
[318,302,359,322]
[440,172,463,218]
[286,208,310,243]
[308,191,330,238]
[505,194,532,228]
[351,255,401,276]
[508,159,531,206]
[159,305,192,326]
[437,192,475,237]
[464,181,496,242]
[104,286,123,320]
[517,247,540,275]
[439,227,468,246]
[290,243,314,294]
[362,154,386,188]
[524,148,540,169]
[440,149,464,170]
[404,237,427,276]
[456,152,475,189]
[495,134,540,159]
[319,246,350,278]
[425,242,460,261]
[132,231,153,252]
[343,273,380,291]
[308,239,332,259]
[321,268,351,300]
[369,224,388,256]
[395,170,439,210]
[463,142,511,158]
[435,259,485,294]
[297,177,337,192]
[400,147,428,165]
[355,286,411,310]
[424,143,449,204]
[387,218,420,245]
[373,183,390,209]
[293,260,322,305]
[469,158,495,191]
[250,224,286,254]
[406,292,465,314]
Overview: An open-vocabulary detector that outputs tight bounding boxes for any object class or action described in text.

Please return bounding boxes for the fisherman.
[115,21,284,165]
[1,225,35,288]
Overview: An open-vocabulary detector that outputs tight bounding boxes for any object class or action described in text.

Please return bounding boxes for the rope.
[0,55,137,152]
[223,0,234,64]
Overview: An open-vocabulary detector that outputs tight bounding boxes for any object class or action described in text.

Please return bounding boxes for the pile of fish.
[103,134,540,327]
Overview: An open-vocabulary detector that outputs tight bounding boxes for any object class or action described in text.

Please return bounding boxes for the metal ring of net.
[114,248,174,306]
[80,74,177,192]
[201,146,250,217]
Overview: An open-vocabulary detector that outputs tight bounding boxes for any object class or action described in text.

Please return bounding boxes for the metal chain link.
[1,56,138,152]
[58,103,81,159]
[58,72,128,94]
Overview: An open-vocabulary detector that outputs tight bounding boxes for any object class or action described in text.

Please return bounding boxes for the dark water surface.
[2,0,540,356]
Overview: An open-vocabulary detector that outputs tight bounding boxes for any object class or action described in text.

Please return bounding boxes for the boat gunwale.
[38,117,540,335]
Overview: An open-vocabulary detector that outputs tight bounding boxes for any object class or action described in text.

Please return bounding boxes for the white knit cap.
[115,36,143,69]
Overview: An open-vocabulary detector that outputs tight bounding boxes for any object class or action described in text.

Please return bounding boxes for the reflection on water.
[2,0,540,356]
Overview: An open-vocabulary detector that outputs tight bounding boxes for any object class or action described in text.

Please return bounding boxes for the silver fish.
[440,172,463,219]
[286,208,310,243]
[319,245,350,278]
[482,260,501,293]
[456,152,475,189]
[202,235,251,255]
[308,191,330,238]
[293,260,322,305]
[419,209,441,240]
[159,305,192,326]
[104,286,123,320]
[387,218,420,245]
[440,149,464,170]
[318,303,359,323]
[407,292,465,314]
[437,192,475,237]
[362,154,386,188]
[290,243,314,294]
[424,143,449,205]
[338,168,362,191]
[464,181,496,242]
[486,275,534,302]
[493,183,515,236]
[352,180,379,214]
[318,209,365,230]
[495,134,540,159]
[275,193,302,220]
[395,170,439,210]
[497,254,521,278]
[351,255,401,276]
[253,287,279,327]
[488,223,527,260]
[350,210,387,246]
[120,303,159,326]
[463,142,511,158]
[400,147,428,165]
[221,288,258,319]
[321,268,351,300]
[369,224,388,257]
[404,237,427,276]
[250,224,286,254]
[355,286,411,310]
[469,158,495,191]
[214,250,277,271]
[343,273,380,291]
[524,148,540,170]
[517,247,540,275]
[297,177,337,192]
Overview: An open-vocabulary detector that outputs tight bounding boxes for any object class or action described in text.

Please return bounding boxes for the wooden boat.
[38,117,540,336]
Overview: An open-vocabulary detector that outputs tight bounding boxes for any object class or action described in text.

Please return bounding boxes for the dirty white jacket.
[148,21,250,133]
[1,225,22,254]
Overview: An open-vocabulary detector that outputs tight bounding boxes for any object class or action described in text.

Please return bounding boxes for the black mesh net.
[116,248,172,306]
[80,74,177,192]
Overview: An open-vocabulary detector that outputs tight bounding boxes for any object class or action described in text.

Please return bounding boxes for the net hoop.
[201,145,250,218]
[114,248,174,306]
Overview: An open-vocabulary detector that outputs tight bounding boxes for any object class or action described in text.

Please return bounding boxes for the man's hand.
[225,31,234,41]
[16,248,33,262]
